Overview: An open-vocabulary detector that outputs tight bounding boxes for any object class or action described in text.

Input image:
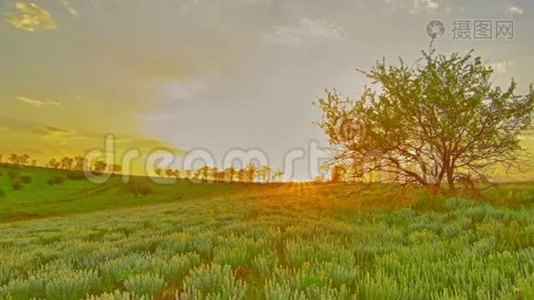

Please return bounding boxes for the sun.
[290,180,311,184]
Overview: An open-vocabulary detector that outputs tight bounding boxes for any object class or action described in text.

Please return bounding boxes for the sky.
[1,0,533,180]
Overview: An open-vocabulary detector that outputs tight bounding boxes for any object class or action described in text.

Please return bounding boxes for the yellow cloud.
[15,97,61,107]
[5,2,56,32]
[0,122,186,176]
[62,0,79,17]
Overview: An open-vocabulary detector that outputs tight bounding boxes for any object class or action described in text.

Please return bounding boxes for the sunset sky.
[1,0,533,180]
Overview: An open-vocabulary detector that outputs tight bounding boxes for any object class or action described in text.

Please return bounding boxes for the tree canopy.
[317,48,534,191]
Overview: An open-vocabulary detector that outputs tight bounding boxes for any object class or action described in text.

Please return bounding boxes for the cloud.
[116,138,186,154]
[40,125,73,135]
[15,97,62,107]
[163,80,207,101]
[0,118,74,142]
[45,125,70,133]
[31,125,74,145]
[263,18,344,45]
[385,0,440,14]
[507,5,524,15]
[0,117,33,132]
[410,0,439,15]
[62,0,79,17]
[0,116,186,169]
[385,0,402,10]
[4,2,57,32]
[139,111,184,123]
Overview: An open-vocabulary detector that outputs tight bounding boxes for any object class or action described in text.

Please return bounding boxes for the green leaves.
[317,48,534,189]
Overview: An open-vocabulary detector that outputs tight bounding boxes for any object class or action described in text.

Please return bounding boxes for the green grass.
[0,164,252,222]
[0,165,533,299]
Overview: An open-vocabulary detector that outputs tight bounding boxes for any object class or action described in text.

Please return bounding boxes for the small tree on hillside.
[184,169,193,180]
[93,160,108,173]
[8,154,18,165]
[48,158,60,169]
[224,167,237,182]
[109,164,122,175]
[271,169,284,183]
[317,49,534,191]
[195,166,210,181]
[124,180,152,197]
[165,168,175,178]
[74,156,88,171]
[245,163,258,183]
[259,165,271,183]
[60,157,74,170]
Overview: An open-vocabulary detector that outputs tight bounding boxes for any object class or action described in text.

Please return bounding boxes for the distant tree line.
[46,157,123,175]
[1,154,285,183]
[0,154,123,175]
[155,163,285,183]
[0,153,37,166]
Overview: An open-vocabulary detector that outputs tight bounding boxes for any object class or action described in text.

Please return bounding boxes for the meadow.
[0,165,534,299]
[0,165,246,222]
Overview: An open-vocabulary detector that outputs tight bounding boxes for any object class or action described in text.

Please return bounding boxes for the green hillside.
[0,164,254,222]
[1,164,533,223]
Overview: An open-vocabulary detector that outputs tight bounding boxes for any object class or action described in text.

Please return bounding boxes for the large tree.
[317,49,534,191]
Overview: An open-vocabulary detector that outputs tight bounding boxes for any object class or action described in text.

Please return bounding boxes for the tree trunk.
[446,168,456,193]
[428,183,441,195]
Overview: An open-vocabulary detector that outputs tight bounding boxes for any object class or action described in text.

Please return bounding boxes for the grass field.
[0,164,249,222]
[0,164,533,299]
